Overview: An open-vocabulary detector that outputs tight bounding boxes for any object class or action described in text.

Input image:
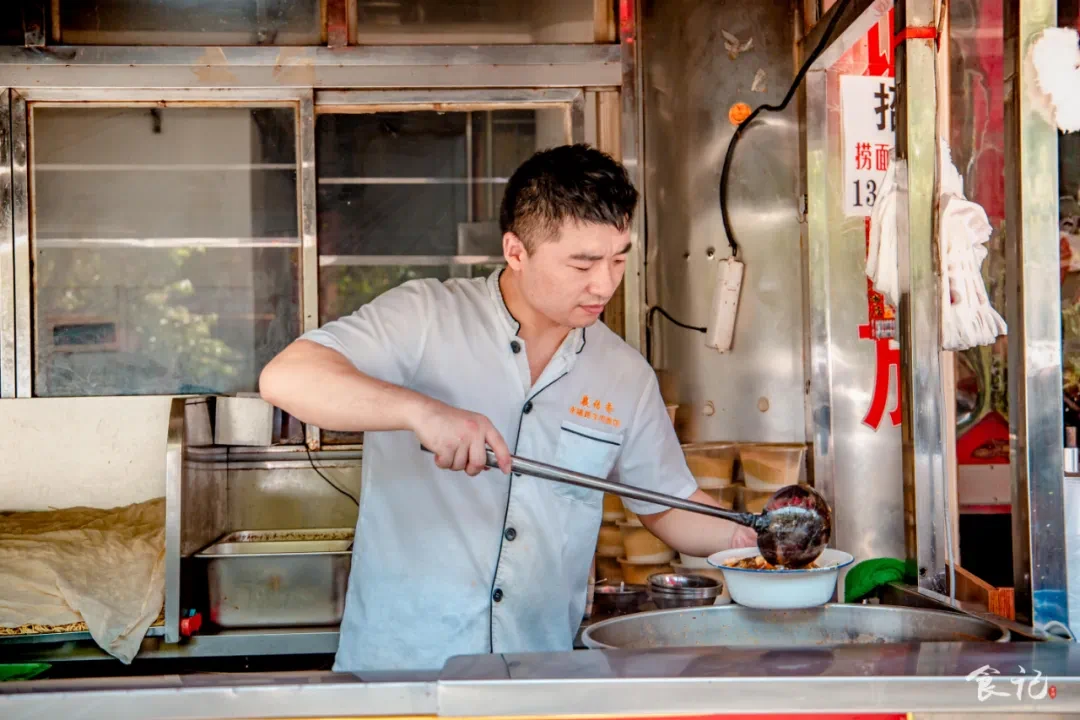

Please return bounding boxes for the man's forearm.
[259,339,427,433]
[639,489,746,557]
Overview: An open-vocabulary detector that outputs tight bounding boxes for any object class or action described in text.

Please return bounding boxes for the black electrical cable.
[718,0,856,258]
[648,305,707,334]
[305,445,359,506]
[645,305,707,363]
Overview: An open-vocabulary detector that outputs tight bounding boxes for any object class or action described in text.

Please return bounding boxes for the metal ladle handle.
[422,446,763,530]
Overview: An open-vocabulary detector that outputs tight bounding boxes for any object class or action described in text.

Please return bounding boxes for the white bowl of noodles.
[707,547,854,610]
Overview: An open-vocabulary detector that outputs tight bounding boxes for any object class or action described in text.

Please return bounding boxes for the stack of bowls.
[646,573,723,609]
[737,443,807,512]
[616,500,674,584]
[684,443,738,507]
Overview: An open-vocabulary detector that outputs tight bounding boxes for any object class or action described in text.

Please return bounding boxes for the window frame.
[311,88,584,295]
[310,88,584,447]
[0,88,586,426]
[9,88,314,400]
[0,44,628,402]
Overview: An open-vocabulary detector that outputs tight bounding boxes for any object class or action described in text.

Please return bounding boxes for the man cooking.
[259,144,756,672]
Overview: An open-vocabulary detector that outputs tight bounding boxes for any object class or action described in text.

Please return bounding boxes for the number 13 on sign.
[852,179,878,209]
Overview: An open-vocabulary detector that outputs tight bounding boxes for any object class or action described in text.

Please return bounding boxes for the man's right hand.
[409,397,512,476]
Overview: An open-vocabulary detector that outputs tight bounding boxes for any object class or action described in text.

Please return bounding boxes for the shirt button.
[523,401,533,414]
[504,527,517,541]
[510,341,521,354]
[493,588,504,602]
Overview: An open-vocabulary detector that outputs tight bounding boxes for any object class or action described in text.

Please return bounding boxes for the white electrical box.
[705,257,744,353]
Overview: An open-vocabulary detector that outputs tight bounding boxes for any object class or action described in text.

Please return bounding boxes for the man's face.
[506,220,631,329]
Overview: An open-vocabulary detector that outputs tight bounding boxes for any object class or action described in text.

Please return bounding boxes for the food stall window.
[315,106,568,443]
[54,0,322,45]
[30,105,301,397]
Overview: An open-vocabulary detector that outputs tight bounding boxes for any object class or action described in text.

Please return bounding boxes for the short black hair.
[499,144,638,250]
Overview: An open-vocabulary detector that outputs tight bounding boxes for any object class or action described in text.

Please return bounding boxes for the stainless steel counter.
[5,642,1080,718]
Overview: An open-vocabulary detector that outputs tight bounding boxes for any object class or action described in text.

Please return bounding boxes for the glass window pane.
[315,106,568,325]
[58,0,322,45]
[31,106,301,397]
[947,0,1009,426]
[353,0,597,44]
[319,263,502,325]
[316,108,566,259]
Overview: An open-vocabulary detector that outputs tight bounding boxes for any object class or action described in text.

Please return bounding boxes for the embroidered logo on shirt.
[569,395,620,427]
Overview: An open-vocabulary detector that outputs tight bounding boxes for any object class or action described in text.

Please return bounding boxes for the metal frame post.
[0,89,13,398]
[10,90,29,398]
[894,0,948,590]
[1004,0,1068,632]
[619,0,645,352]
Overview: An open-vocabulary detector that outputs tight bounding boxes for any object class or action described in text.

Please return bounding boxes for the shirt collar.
[487,269,587,357]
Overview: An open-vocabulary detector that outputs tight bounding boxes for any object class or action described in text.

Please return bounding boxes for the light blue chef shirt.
[302,269,698,672]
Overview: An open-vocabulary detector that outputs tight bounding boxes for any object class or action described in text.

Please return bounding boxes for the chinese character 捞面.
[875,143,890,171]
[874,82,894,132]
[856,142,872,170]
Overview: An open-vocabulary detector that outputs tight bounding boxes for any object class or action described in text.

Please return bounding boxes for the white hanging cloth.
[867,153,901,308]
[865,140,1006,351]
[937,140,1007,351]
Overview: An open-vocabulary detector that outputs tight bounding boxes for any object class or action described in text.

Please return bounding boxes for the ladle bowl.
[752,484,833,568]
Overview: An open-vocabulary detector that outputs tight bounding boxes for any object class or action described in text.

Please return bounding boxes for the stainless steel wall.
[227,463,360,530]
[805,4,907,591]
[640,0,807,443]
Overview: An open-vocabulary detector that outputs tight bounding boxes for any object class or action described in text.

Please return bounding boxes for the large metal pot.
[581,603,1009,649]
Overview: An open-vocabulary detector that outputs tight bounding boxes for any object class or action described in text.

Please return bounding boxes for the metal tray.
[581,603,1009,649]
[195,528,354,629]
[215,528,355,544]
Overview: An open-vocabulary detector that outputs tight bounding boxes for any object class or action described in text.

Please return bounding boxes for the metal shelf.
[35,237,302,249]
[319,177,508,185]
[319,254,503,267]
[33,163,297,172]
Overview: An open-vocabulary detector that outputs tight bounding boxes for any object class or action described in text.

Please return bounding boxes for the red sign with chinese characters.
[854,8,900,432]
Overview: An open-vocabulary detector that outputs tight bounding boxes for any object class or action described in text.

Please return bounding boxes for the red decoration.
[956,411,1010,465]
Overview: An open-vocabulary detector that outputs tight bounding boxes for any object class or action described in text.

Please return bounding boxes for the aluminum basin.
[581,603,1008,649]
[195,529,353,629]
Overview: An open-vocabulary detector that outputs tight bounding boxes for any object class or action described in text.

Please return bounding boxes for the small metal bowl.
[594,582,647,615]
[647,573,722,609]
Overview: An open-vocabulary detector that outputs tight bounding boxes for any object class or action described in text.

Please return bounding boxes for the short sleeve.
[300,279,432,388]
[613,373,699,515]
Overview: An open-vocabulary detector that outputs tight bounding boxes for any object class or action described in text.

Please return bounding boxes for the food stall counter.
[5,642,1080,719]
